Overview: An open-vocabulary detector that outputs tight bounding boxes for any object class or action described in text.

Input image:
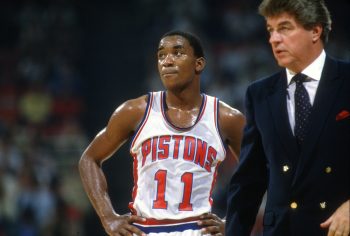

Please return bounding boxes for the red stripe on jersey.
[129,153,139,215]
[209,161,221,206]
[135,215,202,226]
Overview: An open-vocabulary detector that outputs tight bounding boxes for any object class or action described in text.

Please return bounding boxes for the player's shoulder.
[107,94,151,131]
[119,94,149,113]
[218,100,244,121]
[215,100,245,142]
[202,93,244,121]
[109,94,150,124]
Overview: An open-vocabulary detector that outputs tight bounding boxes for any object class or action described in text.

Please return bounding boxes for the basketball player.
[79,30,245,236]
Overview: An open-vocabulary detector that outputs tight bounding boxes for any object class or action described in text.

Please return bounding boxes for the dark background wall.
[0,0,349,235]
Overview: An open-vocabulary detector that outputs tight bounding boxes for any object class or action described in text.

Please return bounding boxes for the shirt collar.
[286,50,326,85]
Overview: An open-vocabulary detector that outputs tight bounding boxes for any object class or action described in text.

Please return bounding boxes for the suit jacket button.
[320,202,326,209]
[290,202,298,209]
[283,165,289,172]
[325,167,332,173]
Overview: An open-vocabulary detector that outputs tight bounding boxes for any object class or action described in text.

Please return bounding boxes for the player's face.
[266,12,321,73]
[157,35,201,91]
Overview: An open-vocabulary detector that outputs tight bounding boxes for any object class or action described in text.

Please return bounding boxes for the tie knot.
[292,73,307,85]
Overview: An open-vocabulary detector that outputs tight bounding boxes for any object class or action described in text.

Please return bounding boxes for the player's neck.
[165,90,202,111]
[164,91,203,128]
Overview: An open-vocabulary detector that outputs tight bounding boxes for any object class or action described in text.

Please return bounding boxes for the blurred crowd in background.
[0,0,349,235]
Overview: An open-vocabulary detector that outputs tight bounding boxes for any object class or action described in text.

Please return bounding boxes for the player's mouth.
[162,68,178,77]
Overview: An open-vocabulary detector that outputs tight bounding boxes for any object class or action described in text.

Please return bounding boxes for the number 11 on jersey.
[153,169,193,211]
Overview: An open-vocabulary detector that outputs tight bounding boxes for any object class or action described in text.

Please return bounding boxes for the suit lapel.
[292,57,342,186]
[267,72,299,162]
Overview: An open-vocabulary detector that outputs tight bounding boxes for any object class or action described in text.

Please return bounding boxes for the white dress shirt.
[286,50,326,134]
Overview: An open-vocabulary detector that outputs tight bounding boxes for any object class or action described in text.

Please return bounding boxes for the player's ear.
[195,57,206,73]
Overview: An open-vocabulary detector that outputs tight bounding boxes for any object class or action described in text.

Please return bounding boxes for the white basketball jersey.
[129,91,226,220]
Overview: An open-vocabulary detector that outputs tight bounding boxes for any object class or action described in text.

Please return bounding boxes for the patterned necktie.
[293,73,312,145]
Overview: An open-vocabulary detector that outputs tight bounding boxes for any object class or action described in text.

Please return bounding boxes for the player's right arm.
[78,95,148,236]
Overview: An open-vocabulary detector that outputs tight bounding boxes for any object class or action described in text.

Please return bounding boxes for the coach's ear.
[311,24,323,43]
[195,57,206,74]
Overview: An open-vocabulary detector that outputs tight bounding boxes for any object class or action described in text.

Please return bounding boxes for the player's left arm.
[218,101,246,161]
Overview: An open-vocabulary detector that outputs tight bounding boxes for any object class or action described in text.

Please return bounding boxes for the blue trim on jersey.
[134,222,201,234]
[161,91,206,131]
[129,92,152,150]
[216,98,228,151]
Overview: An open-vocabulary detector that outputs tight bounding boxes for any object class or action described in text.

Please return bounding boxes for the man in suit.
[225,0,350,235]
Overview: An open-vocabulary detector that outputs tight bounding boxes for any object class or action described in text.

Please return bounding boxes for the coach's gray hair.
[258,0,332,43]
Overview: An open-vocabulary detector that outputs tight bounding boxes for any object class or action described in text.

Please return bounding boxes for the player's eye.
[158,53,165,59]
[175,51,184,57]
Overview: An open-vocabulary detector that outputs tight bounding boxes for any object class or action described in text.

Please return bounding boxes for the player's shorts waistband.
[133,216,202,234]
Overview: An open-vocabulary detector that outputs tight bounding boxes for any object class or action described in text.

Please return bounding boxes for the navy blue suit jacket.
[225,56,350,236]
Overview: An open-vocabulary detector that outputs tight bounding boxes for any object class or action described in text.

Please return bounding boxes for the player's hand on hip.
[198,212,225,236]
[320,200,350,236]
[102,213,146,236]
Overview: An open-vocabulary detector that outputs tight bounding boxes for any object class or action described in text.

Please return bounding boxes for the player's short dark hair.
[258,0,332,43]
[161,30,205,58]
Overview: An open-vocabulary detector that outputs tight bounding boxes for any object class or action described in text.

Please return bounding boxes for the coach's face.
[266,12,322,73]
[157,35,205,91]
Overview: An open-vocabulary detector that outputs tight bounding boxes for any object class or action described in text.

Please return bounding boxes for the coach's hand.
[198,212,225,236]
[320,200,350,236]
[101,213,146,236]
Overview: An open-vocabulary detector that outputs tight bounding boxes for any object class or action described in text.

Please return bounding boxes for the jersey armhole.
[215,98,228,156]
[129,92,154,150]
